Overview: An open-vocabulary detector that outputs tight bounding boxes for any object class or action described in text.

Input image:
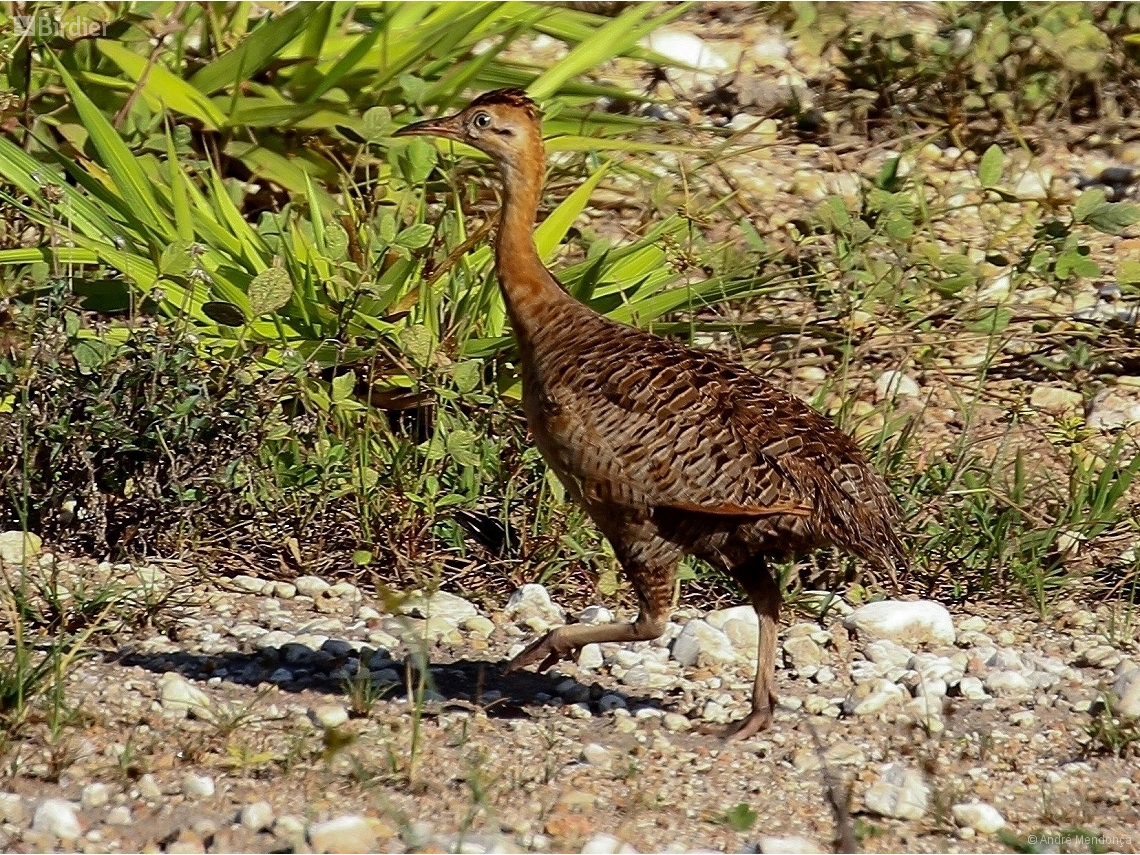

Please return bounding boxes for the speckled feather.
[521,299,906,586]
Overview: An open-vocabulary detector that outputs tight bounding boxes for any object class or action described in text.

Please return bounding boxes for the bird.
[394,89,906,740]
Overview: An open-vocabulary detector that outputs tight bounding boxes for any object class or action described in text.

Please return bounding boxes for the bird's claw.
[723,706,774,741]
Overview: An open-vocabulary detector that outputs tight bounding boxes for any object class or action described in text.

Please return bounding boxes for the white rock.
[505,584,565,625]
[875,370,921,401]
[958,676,989,700]
[952,801,1006,834]
[105,805,132,825]
[309,816,379,854]
[783,636,824,669]
[310,704,349,728]
[1087,388,1140,430]
[231,575,267,594]
[1013,167,1051,200]
[864,638,915,668]
[462,615,495,637]
[641,30,728,73]
[159,673,212,718]
[985,670,1030,697]
[844,600,955,646]
[1030,385,1083,414]
[581,743,611,769]
[0,792,26,824]
[863,763,929,820]
[662,712,691,732]
[241,801,275,832]
[81,783,111,809]
[0,530,41,565]
[705,605,757,631]
[845,679,906,716]
[577,644,604,670]
[671,620,736,667]
[33,799,82,840]
[756,836,822,854]
[401,589,477,622]
[580,832,637,854]
[182,773,215,798]
[293,575,331,598]
[577,605,613,625]
[1111,668,1140,718]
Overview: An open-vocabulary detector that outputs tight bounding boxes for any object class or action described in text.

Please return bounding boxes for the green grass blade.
[190,4,314,95]
[534,162,610,262]
[98,40,226,130]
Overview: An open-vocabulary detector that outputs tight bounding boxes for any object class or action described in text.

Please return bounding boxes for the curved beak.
[393,113,464,141]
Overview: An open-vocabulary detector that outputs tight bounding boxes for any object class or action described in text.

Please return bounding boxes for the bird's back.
[518,302,905,578]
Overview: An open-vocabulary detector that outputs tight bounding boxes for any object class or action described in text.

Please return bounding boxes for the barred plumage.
[396,90,907,739]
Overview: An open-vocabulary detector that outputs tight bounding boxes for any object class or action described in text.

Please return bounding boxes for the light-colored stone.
[662,712,691,732]
[1030,385,1083,414]
[462,615,495,637]
[864,638,914,668]
[958,676,988,700]
[875,370,921,401]
[581,743,612,769]
[756,836,822,855]
[310,704,349,729]
[783,636,824,669]
[577,644,604,670]
[294,575,331,598]
[182,773,215,799]
[580,832,637,854]
[863,763,929,820]
[309,816,379,854]
[159,673,212,719]
[231,575,267,594]
[0,792,27,824]
[505,584,565,625]
[578,605,614,625]
[105,805,132,825]
[81,783,111,809]
[32,799,82,840]
[1087,388,1140,430]
[0,530,42,564]
[1111,668,1140,718]
[671,619,736,667]
[844,600,955,646]
[401,590,478,622]
[985,670,1030,697]
[241,801,275,832]
[845,679,907,716]
[952,802,1006,834]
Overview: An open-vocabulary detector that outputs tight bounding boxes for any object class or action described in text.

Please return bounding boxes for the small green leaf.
[202,301,247,326]
[352,550,374,567]
[1073,188,1107,223]
[1117,258,1140,284]
[964,307,1012,334]
[1084,202,1140,235]
[1055,247,1100,280]
[160,240,194,276]
[453,360,481,394]
[325,223,349,261]
[978,144,1004,187]
[399,324,434,365]
[446,430,482,467]
[396,223,434,249]
[362,106,393,141]
[724,803,757,833]
[248,267,293,315]
[331,370,356,402]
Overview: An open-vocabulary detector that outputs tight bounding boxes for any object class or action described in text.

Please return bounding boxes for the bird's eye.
[472,112,492,129]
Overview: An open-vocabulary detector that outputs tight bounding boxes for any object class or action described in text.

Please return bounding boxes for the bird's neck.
[494,158,571,342]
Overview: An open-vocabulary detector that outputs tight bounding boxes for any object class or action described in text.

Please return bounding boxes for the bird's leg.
[726,557,781,741]
[504,559,675,674]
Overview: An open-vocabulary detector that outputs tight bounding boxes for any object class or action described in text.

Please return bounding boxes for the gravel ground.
[1,547,1137,855]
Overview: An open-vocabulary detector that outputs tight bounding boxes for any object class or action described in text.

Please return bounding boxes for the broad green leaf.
[535,162,611,261]
[978,144,1003,187]
[190,4,313,95]
[1117,258,1140,284]
[202,301,248,326]
[446,429,482,466]
[1072,188,1107,223]
[98,40,226,129]
[1084,201,1140,235]
[331,370,356,402]
[249,267,294,315]
[396,223,435,249]
[51,57,169,237]
[362,106,394,141]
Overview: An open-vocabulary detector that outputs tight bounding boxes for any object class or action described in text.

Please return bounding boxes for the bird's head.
[393,88,543,175]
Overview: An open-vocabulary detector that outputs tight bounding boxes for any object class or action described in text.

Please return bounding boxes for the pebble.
[984,670,1030,697]
[671,619,736,666]
[81,783,111,809]
[844,600,955,646]
[0,530,41,564]
[0,792,27,824]
[241,801,275,832]
[182,773,215,799]
[581,832,637,854]
[1030,385,1083,414]
[309,815,379,854]
[845,679,906,716]
[581,742,612,769]
[578,605,614,625]
[293,575,331,598]
[755,836,822,854]
[578,644,604,670]
[958,676,989,700]
[32,799,82,840]
[783,636,824,669]
[1111,668,1140,718]
[662,712,691,732]
[952,801,1006,834]
[138,774,163,801]
[875,370,921,400]
[505,584,565,625]
[105,805,132,825]
[231,574,267,594]
[311,704,349,728]
[402,590,478,622]
[159,673,213,718]
[864,638,914,668]
[863,763,929,820]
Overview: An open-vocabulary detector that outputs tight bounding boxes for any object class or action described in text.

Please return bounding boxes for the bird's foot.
[723,705,774,741]
[502,630,574,674]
